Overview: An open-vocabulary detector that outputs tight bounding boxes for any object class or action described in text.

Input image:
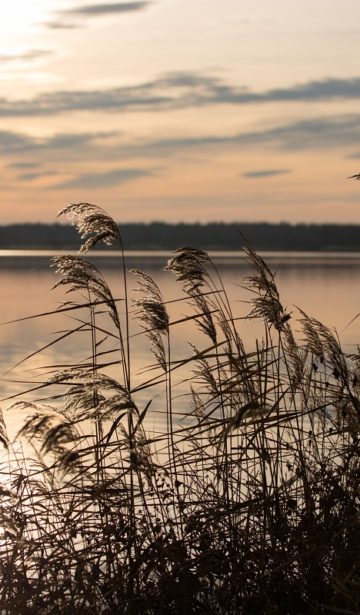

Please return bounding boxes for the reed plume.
[0,204,357,614]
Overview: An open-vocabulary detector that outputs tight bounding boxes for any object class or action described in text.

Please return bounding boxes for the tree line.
[0,222,359,251]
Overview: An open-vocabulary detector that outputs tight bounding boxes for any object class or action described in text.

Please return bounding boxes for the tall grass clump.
[0,202,358,614]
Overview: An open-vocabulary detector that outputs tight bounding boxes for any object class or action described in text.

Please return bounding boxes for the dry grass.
[0,203,358,614]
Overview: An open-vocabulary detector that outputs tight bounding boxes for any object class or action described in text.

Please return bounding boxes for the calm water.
[0,251,359,437]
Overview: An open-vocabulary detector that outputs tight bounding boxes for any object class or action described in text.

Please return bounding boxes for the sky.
[1,0,360,224]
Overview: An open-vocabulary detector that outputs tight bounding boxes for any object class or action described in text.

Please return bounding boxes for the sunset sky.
[1,0,360,224]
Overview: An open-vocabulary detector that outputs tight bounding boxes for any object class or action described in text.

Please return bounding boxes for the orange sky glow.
[1,0,360,224]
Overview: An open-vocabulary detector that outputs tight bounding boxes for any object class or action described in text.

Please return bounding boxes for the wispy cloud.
[1,73,360,117]
[0,131,34,153]
[0,130,117,154]
[3,115,360,168]
[242,169,291,178]
[64,2,151,16]
[347,151,360,159]
[53,167,155,189]
[43,132,118,149]
[131,115,360,154]
[10,161,41,169]
[0,50,53,63]
[18,171,58,182]
[45,21,80,30]
[48,1,152,28]
[0,83,169,117]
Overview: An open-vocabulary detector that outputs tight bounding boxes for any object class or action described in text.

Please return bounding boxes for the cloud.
[0,49,53,63]
[64,2,151,16]
[0,131,34,153]
[221,77,360,105]
[44,132,118,149]
[11,161,41,169]
[242,169,291,178]
[246,115,360,150]
[18,171,58,182]
[347,151,360,159]
[0,83,170,117]
[3,115,360,171]
[48,1,151,28]
[2,73,360,117]
[139,115,360,153]
[0,130,117,154]
[53,167,155,189]
[45,21,80,30]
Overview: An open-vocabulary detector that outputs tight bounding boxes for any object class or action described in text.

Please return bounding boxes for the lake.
[0,250,359,438]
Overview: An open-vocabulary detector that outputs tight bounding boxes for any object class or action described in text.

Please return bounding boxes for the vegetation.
[0,202,358,613]
[1,220,360,251]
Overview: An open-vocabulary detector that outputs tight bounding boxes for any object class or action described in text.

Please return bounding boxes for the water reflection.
[0,251,359,438]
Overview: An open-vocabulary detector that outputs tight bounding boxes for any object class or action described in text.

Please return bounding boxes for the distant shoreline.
[1,251,360,273]
[0,222,360,251]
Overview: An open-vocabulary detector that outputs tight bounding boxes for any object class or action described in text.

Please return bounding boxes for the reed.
[0,203,358,614]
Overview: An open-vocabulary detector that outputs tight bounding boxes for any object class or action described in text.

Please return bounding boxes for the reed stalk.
[0,203,357,613]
